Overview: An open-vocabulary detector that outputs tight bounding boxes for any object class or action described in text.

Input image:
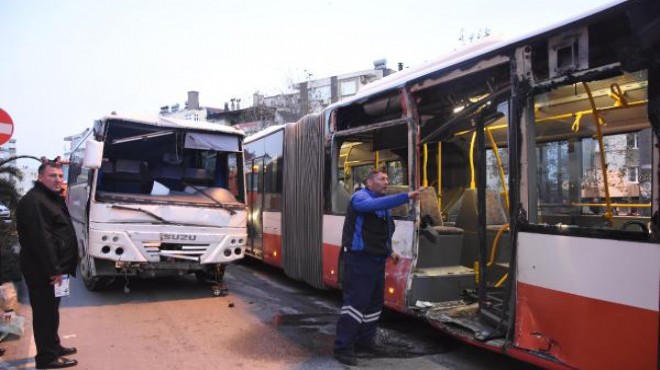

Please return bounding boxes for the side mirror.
[82,140,104,169]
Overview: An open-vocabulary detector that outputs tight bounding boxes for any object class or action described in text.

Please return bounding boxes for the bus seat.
[115,159,144,175]
[184,168,210,183]
[420,187,443,227]
[486,191,508,226]
[100,160,114,174]
[454,188,508,230]
[385,185,409,217]
[416,186,464,268]
[454,188,510,267]
[150,165,184,191]
[113,159,152,194]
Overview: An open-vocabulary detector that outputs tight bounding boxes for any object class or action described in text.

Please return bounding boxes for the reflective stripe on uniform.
[340,305,381,324]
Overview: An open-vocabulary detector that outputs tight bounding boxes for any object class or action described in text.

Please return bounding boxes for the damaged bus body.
[245,1,659,368]
[67,115,247,290]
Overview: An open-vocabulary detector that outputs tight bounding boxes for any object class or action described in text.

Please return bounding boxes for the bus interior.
[331,54,654,338]
[94,120,244,206]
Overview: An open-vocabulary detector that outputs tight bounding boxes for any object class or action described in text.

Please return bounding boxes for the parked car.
[0,204,10,221]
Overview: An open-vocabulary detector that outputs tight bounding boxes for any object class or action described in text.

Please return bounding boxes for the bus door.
[419,98,512,329]
[411,54,513,336]
[245,157,265,258]
[329,122,417,310]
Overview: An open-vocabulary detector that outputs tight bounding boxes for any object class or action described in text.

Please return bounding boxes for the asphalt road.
[1,259,536,370]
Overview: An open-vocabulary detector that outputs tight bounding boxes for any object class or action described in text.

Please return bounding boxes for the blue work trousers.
[334,251,385,353]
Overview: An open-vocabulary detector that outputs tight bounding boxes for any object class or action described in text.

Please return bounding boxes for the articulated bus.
[67,115,247,290]
[245,1,659,368]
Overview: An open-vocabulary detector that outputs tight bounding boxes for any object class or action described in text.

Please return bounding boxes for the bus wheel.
[621,220,648,233]
[81,252,112,291]
[195,271,212,283]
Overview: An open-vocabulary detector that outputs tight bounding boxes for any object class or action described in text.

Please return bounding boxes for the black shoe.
[333,349,357,366]
[36,357,78,369]
[58,347,77,356]
[356,343,389,357]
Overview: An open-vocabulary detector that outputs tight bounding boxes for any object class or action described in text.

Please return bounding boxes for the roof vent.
[549,26,588,78]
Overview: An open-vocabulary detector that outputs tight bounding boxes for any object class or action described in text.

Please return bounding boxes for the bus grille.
[143,243,210,262]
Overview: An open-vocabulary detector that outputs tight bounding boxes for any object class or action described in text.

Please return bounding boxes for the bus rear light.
[330,269,335,275]
[234,248,242,255]
[231,239,236,244]
[223,249,232,257]
[273,251,278,257]
[101,245,111,254]
[112,236,119,242]
[101,235,108,241]
[388,287,395,295]
[115,247,124,255]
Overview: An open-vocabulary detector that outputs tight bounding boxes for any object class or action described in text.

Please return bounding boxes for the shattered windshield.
[94,121,244,206]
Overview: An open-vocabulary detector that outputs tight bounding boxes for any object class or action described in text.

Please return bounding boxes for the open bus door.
[418,94,515,341]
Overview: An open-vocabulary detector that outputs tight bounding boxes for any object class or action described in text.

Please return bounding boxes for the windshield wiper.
[110,205,179,224]
[182,183,238,215]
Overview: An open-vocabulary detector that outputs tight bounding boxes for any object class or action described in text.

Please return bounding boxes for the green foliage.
[0,224,20,282]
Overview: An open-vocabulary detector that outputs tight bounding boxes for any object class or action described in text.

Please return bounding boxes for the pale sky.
[0,0,620,164]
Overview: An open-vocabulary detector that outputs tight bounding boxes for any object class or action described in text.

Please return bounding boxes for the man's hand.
[408,187,425,201]
[390,251,401,264]
[50,275,63,285]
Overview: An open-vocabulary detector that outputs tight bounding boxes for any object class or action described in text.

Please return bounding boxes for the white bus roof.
[101,114,245,136]
[329,0,629,110]
[244,124,287,143]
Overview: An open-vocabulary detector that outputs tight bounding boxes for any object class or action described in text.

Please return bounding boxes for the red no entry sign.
[0,108,14,146]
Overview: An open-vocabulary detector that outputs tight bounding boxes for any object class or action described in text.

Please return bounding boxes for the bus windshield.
[94,121,244,206]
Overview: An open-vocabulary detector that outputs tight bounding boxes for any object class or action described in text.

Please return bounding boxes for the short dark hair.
[365,170,386,182]
[38,160,63,175]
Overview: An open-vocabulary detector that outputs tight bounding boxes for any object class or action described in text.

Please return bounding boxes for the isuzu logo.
[160,233,197,241]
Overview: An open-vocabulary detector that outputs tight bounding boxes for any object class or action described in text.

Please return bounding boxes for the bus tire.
[81,252,112,291]
[195,271,212,283]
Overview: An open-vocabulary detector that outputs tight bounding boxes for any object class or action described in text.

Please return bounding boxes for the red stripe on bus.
[515,282,658,370]
[263,233,282,267]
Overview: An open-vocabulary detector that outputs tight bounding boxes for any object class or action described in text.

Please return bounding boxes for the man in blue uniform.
[333,170,421,366]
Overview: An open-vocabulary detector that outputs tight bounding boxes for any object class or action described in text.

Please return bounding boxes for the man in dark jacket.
[333,170,421,366]
[16,160,79,369]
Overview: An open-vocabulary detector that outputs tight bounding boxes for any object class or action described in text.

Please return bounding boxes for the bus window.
[485,105,510,227]
[263,130,283,212]
[386,161,406,186]
[333,138,409,216]
[351,164,373,191]
[532,71,652,232]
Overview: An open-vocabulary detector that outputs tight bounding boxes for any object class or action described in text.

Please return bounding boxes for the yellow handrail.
[453,99,647,137]
[422,144,428,187]
[535,100,647,123]
[495,273,508,288]
[469,131,476,189]
[344,146,354,181]
[488,224,510,268]
[583,82,613,222]
[608,83,628,107]
[437,142,442,211]
[375,151,379,170]
[486,127,509,211]
[573,202,651,208]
